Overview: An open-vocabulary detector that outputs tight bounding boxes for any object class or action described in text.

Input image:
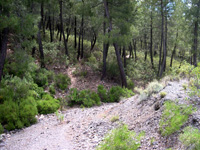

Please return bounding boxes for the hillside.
[1,79,199,150]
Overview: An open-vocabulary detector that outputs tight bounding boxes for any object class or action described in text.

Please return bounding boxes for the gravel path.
[1,79,200,150]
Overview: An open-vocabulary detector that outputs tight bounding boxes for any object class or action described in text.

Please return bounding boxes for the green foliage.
[97,125,145,150]
[110,115,119,123]
[67,88,101,108]
[189,63,200,97]
[33,69,54,87]
[159,101,193,136]
[55,110,64,123]
[0,123,3,134]
[0,98,37,131]
[106,60,120,80]
[0,76,30,102]
[107,86,124,102]
[55,73,71,90]
[4,50,38,78]
[37,94,60,114]
[49,83,56,95]
[139,81,163,101]
[97,85,107,102]
[127,77,135,90]
[160,92,167,98]
[179,126,200,150]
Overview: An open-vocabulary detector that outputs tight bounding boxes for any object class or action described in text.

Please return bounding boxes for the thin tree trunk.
[37,21,45,68]
[150,11,154,68]
[104,0,127,87]
[101,9,109,80]
[77,29,81,60]
[133,39,137,62]
[158,0,164,77]
[81,14,84,59]
[123,46,126,69]
[144,33,147,61]
[0,28,8,82]
[41,1,45,38]
[170,30,178,67]
[52,12,54,41]
[59,0,68,56]
[74,16,77,49]
[49,15,53,42]
[159,0,166,77]
[193,20,198,67]
[90,31,96,51]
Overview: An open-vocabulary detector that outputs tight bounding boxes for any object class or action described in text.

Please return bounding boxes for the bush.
[139,81,163,101]
[97,125,145,150]
[0,76,30,102]
[97,85,107,102]
[159,101,193,136]
[107,86,124,102]
[190,63,200,97]
[127,77,134,90]
[19,97,38,126]
[67,88,101,107]
[49,83,56,95]
[37,94,60,114]
[55,73,71,90]
[160,92,167,98]
[33,68,54,87]
[0,98,38,131]
[179,126,200,150]
[0,123,4,134]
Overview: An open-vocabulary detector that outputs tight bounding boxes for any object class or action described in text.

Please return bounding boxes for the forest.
[0,0,200,150]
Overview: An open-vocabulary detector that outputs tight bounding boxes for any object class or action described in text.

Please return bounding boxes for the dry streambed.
[1,80,200,150]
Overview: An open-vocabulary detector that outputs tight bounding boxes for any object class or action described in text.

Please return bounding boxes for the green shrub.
[0,123,4,134]
[160,92,167,98]
[67,88,101,107]
[29,83,45,99]
[97,85,107,102]
[37,94,60,114]
[55,73,71,90]
[0,76,30,102]
[108,86,124,102]
[139,81,163,101]
[4,50,38,78]
[127,77,134,90]
[190,63,200,97]
[122,88,135,98]
[0,98,38,131]
[106,60,120,80]
[179,126,200,150]
[19,97,38,126]
[159,101,193,136]
[97,125,145,150]
[49,83,56,95]
[110,115,119,123]
[33,69,50,87]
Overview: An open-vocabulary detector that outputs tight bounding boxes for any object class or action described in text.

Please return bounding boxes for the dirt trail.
[1,79,200,150]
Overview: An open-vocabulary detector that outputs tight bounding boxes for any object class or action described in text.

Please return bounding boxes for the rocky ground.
[1,79,200,150]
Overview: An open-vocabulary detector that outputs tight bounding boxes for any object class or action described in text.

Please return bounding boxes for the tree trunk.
[123,46,126,69]
[49,15,53,42]
[193,20,198,67]
[90,31,96,51]
[103,0,127,87]
[133,39,137,62]
[170,30,178,67]
[150,11,154,68]
[77,29,81,60]
[81,14,84,59]
[37,21,45,68]
[158,0,164,77]
[74,16,77,49]
[101,9,109,80]
[159,0,166,77]
[59,0,68,56]
[0,28,8,82]
[41,1,45,38]
[144,33,147,61]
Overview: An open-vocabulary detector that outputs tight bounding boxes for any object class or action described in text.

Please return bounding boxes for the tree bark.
[59,0,68,56]
[37,21,45,68]
[123,46,126,69]
[77,29,81,60]
[74,16,77,49]
[103,0,127,87]
[133,39,137,62]
[170,30,178,67]
[159,0,167,77]
[0,28,8,82]
[150,11,154,68]
[81,14,84,59]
